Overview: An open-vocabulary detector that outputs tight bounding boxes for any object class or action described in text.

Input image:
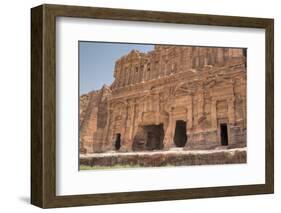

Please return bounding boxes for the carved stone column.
[102,105,113,151]
[129,99,136,144]
[228,98,235,125]
[141,64,145,82]
[187,95,193,129]
[211,99,217,129]
[120,101,130,151]
[163,108,175,150]
[156,93,160,124]
[197,89,204,119]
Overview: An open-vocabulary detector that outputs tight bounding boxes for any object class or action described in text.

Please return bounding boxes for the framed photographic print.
[31,4,274,208]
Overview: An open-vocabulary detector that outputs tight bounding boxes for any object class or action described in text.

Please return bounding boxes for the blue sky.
[79,42,154,95]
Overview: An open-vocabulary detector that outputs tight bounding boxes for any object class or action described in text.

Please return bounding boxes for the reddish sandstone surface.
[80,45,247,154]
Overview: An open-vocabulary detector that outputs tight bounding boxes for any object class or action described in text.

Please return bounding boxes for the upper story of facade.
[110,45,246,90]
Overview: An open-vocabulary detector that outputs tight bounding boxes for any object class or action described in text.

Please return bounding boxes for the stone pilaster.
[129,100,136,141]
[211,99,217,129]
[163,108,175,150]
[120,101,130,151]
[156,93,160,124]
[228,98,235,124]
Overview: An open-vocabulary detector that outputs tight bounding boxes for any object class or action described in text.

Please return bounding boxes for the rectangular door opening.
[115,133,121,150]
[173,120,187,147]
[220,123,228,146]
[132,124,164,151]
[145,124,164,150]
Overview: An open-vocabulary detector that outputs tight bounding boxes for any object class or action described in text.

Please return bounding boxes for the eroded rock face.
[80,45,247,153]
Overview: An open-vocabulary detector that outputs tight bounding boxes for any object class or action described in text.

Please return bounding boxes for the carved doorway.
[173,120,187,147]
[145,124,164,150]
[220,123,228,146]
[132,124,164,151]
[115,133,121,150]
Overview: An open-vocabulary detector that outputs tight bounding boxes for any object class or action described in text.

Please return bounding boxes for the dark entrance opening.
[173,120,187,147]
[220,124,228,146]
[115,133,121,150]
[145,124,164,150]
[132,124,164,151]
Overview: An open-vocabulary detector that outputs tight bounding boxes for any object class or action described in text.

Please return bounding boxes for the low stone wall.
[80,148,246,169]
